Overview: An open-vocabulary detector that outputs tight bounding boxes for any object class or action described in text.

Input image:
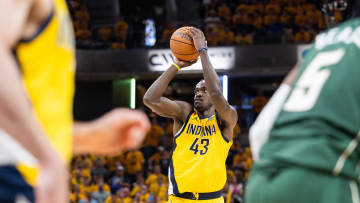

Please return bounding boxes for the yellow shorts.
[167,195,224,203]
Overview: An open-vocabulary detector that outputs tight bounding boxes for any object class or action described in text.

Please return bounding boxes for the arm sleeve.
[249,84,291,162]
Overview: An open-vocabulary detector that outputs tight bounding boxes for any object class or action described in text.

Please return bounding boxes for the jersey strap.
[215,112,230,143]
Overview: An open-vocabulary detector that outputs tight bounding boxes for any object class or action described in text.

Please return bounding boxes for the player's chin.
[194,104,203,112]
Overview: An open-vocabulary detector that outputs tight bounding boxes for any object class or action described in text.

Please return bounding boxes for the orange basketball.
[170,27,199,61]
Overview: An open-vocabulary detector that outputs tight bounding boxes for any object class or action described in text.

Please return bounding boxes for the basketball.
[170,26,199,62]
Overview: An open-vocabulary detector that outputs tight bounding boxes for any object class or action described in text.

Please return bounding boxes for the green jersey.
[259,18,360,180]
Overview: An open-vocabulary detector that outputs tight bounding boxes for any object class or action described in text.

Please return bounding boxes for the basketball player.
[143,27,237,203]
[246,0,360,202]
[0,0,149,203]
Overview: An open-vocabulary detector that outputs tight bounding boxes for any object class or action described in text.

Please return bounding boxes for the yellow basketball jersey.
[169,110,232,194]
[14,0,75,185]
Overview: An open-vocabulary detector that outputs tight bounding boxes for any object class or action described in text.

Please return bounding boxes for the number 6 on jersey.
[284,49,345,112]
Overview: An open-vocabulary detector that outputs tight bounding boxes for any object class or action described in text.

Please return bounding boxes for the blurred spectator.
[253,1,265,14]
[160,22,176,46]
[205,27,220,46]
[138,185,151,203]
[252,13,263,30]
[91,158,109,179]
[264,11,278,27]
[74,20,91,42]
[161,123,173,149]
[145,165,167,187]
[72,168,83,186]
[71,184,84,203]
[114,18,129,41]
[232,6,244,32]
[92,183,110,203]
[282,27,295,43]
[295,10,307,28]
[148,147,170,175]
[251,90,269,115]
[126,149,145,182]
[105,187,132,203]
[155,177,168,203]
[131,175,146,197]
[233,123,241,139]
[106,154,126,173]
[218,3,231,20]
[294,28,312,44]
[112,18,129,50]
[204,10,221,29]
[80,175,93,198]
[280,11,291,26]
[226,173,244,203]
[235,32,253,45]
[93,176,111,193]
[111,37,126,50]
[110,165,130,188]
[232,144,246,169]
[104,191,119,203]
[122,187,133,203]
[143,116,164,155]
[265,1,281,15]
[79,191,98,203]
[219,26,235,46]
[94,26,112,49]
[67,0,80,12]
[74,5,90,22]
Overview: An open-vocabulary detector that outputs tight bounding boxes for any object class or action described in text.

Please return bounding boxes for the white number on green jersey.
[284,49,345,112]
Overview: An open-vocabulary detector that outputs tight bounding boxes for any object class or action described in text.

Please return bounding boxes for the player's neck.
[197,107,215,117]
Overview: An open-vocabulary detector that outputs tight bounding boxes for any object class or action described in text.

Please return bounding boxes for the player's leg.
[245,165,355,203]
[244,166,268,203]
[0,165,34,203]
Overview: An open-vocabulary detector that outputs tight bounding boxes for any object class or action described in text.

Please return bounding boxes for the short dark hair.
[197,79,222,91]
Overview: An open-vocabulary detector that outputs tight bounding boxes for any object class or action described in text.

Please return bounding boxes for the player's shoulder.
[174,100,193,122]
[314,17,360,50]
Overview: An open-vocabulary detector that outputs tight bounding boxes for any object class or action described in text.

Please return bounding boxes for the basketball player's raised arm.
[143,59,194,122]
[189,28,237,139]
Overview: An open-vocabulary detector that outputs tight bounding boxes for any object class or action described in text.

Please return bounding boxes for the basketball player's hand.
[174,57,197,68]
[189,27,207,51]
[87,108,150,154]
[36,153,69,203]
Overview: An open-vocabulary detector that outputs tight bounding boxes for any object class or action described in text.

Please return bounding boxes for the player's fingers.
[190,59,197,64]
[189,28,199,36]
[132,111,151,130]
[127,126,146,147]
[112,109,150,130]
[188,29,195,37]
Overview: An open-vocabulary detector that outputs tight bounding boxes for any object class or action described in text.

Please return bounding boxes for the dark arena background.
[69,0,345,203]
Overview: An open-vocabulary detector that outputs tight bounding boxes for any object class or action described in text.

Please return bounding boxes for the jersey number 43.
[189,138,209,155]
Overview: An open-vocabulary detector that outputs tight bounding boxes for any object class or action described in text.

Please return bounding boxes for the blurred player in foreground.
[144,27,237,203]
[0,0,150,203]
[246,0,360,202]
